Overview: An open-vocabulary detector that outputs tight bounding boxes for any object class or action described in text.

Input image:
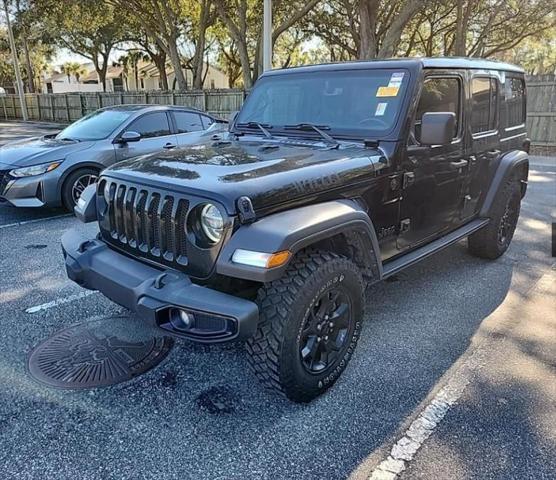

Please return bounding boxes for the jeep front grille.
[98,178,191,268]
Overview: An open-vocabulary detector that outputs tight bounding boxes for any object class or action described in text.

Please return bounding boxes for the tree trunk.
[192,0,210,90]
[167,39,187,90]
[454,0,466,56]
[378,0,423,58]
[156,58,169,90]
[358,0,378,59]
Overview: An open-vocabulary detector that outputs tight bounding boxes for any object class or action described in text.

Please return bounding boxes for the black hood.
[104,137,383,215]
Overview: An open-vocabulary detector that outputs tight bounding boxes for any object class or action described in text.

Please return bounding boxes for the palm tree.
[60,62,87,83]
[118,50,148,91]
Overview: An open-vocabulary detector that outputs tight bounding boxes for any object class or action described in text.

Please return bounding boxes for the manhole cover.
[28,316,174,389]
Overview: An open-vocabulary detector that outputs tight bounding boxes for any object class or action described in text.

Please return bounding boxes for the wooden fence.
[0,89,247,123]
[1,75,554,154]
[525,75,556,155]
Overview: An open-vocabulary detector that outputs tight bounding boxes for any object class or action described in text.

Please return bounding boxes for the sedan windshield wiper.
[236,122,274,139]
[57,137,81,142]
[283,123,338,146]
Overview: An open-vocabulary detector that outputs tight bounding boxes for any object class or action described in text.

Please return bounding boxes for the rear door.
[397,72,469,250]
[172,111,209,147]
[114,111,177,162]
[462,73,501,219]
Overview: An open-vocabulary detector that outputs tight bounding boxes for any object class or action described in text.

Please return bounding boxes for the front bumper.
[0,170,61,208]
[61,229,259,343]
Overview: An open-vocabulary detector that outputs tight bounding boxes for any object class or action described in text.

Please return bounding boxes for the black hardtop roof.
[263,57,524,76]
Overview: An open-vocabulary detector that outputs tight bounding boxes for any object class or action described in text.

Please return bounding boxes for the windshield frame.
[56,109,135,142]
[234,67,413,142]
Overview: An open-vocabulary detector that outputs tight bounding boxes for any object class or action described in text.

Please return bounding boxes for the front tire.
[61,168,99,211]
[468,178,521,259]
[246,250,365,403]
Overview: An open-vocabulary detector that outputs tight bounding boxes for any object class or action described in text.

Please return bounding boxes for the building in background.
[41,61,228,93]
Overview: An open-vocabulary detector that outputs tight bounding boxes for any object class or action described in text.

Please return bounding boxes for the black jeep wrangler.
[63,58,529,402]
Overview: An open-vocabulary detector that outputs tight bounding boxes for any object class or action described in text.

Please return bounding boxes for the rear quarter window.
[505,77,526,128]
[471,77,498,134]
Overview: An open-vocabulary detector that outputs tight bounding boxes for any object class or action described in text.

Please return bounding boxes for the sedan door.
[172,111,212,147]
[114,111,178,162]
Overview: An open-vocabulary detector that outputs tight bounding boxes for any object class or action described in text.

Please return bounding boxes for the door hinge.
[400,218,411,233]
[403,172,415,189]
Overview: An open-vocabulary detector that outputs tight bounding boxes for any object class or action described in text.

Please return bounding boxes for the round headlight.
[200,203,224,243]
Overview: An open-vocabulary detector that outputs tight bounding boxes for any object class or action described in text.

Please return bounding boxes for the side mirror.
[419,112,456,146]
[228,111,239,131]
[119,131,141,143]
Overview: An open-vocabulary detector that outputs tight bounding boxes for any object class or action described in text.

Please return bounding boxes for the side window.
[201,115,214,129]
[127,112,171,138]
[174,111,204,133]
[506,77,526,127]
[415,77,460,142]
[471,77,498,134]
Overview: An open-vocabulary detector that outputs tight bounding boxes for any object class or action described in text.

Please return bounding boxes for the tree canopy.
[1,0,554,93]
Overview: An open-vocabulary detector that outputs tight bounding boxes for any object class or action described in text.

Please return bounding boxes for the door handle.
[450,159,468,169]
[163,143,176,149]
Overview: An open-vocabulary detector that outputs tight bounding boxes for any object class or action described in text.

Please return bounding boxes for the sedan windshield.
[236,69,409,139]
[56,110,133,141]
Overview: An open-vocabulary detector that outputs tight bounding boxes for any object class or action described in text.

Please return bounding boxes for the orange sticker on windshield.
[376,86,399,97]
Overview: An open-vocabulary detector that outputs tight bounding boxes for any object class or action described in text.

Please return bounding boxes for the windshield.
[236,69,409,139]
[56,110,133,141]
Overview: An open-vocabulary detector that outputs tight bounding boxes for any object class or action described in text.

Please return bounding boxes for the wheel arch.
[216,199,383,283]
[480,150,529,218]
[56,162,104,198]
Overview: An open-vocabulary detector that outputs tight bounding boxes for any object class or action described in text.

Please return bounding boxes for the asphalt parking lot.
[0,122,554,479]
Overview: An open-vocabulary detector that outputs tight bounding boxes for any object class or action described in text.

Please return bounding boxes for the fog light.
[169,309,195,332]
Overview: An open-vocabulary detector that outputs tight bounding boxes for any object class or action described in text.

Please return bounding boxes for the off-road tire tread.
[468,177,521,259]
[246,249,364,402]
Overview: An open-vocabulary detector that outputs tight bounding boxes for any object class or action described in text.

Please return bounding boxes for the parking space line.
[367,267,555,480]
[0,213,72,230]
[25,290,97,314]
[368,349,485,480]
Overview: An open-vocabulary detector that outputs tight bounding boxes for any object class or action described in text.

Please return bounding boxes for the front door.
[114,111,178,162]
[397,73,469,251]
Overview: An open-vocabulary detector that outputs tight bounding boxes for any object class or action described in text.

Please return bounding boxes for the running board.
[382,218,490,279]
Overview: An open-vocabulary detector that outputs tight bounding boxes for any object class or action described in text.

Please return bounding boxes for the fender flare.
[216,199,382,282]
[480,150,529,218]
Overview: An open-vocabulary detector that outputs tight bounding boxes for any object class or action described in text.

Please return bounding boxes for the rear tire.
[61,168,99,212]
[246,250,365,403]
[468,178,521,259]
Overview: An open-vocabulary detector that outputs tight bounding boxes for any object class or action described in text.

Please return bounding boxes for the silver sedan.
[0,105,226,210]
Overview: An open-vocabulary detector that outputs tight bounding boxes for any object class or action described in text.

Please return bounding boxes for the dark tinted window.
[472,77,498,133]
[174,111,204,133]
[127,112,171,138]
[506,77,526,127]
[415,77,460,141]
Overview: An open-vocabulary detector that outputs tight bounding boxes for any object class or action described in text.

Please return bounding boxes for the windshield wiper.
[57,137,80,142]
[236,122,274,139]
[284,123,338,146]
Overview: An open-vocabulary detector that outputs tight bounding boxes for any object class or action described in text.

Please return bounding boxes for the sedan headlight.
[10,161,63,178]
[200,203,224,243]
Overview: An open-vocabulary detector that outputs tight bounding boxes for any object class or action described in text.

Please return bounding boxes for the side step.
[382,218,490,279]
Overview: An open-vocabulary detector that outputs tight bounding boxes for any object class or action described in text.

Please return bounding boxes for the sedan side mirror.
[119,131,141,143]
[420,112,456,146]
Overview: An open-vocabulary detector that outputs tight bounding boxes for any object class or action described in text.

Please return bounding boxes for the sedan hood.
[104,137,382,214]
[0,136,94,168]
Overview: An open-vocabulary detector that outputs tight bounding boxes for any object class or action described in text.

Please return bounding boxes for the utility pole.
[3,0,28,120]
[263,0,272,72]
